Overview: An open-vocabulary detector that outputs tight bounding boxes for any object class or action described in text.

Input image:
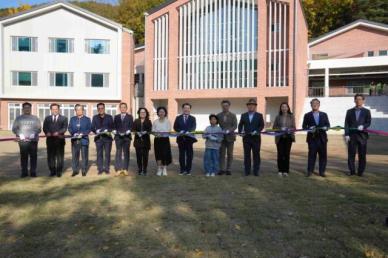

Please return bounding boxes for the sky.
[0,0,118,8]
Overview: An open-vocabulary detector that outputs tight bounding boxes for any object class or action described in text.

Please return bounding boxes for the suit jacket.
[114,113,134,140]
[91,114,114,142]
[132,118,152,149]
[238,112,265,140]
[43,114,68,141]
[345,107,372,142]
[217,111,237,142]
[173,114,198,144]
[302,111,330,143]
[273,114,296,144]
[68,115,92,145]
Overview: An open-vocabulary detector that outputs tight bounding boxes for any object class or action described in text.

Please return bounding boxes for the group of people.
[11,93,371,178]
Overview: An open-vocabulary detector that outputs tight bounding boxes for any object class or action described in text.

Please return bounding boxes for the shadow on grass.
[0,136,388,257]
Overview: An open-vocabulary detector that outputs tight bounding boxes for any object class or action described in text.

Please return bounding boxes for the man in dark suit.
[238,99,265,176]
[173,103,197,175]
[344,94,372,177]
[43,103,68,177]
[113,102,134,176]
[302,98,330,177]
[91,103,114,175]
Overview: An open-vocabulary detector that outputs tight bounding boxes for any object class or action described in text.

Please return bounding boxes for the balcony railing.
[308,85,388,97]
[308,87,324,97]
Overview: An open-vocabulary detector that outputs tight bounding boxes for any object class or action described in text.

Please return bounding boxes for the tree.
[116,0,164,44]
[302,0,354,39]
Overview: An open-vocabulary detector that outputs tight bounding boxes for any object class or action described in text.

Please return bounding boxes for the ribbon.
[2,126,388,142]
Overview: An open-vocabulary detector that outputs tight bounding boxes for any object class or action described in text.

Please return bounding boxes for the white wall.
[176,99,251,130]
[1,7,122,100]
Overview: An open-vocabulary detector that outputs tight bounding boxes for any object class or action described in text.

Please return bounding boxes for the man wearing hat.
[238,99,265,176]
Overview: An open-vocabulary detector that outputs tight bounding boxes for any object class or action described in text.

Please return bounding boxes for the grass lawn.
[0,134,387,257]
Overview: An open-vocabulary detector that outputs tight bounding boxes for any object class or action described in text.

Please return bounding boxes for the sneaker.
[179,171,185,176]
[283,173,288,177]
[211,173,216,177]
[218,170,225,175]
[226,171,232,176]
[278,172,283,177]
[157,167,162,176]
[206,173,210,177]
[123,170,129,176]
[185,172,192,176]
[162,167,168,176]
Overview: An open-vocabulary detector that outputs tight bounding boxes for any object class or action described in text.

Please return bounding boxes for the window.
[85,39,110,54]
[61,104,76,119]
[367,51,374,57]
[37,104,51,123]
[312,53,329,60]
[49,72,73,87]
[271,23,280,32]
[379,50,387,56]
[38,104,88,121]
[86,73,109,87]
[92,104,117,116]
[8,103,23,130]
[11,71,37,86]
[11,36,38,52]
[49,38,74,53]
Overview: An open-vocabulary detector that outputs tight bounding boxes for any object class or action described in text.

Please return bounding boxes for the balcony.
[308,85,388,97]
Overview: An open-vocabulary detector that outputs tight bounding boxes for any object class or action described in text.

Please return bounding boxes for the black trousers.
[243,136,261,176]
[46,137,65,176]
[135,147,149,173]
[307,139,327,175]
[178,141,194,173]
[276,137,293,173]
[71,140,89,174]
[95,138,112,173]
[19,141,38,177]
[115,137,131,171]
[348,136,367,175]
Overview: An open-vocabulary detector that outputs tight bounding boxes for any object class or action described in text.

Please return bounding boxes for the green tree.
[117,0,164,44]
[302,0,354,39]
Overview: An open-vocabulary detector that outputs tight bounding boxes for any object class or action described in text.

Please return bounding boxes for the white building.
[0,1,134,129]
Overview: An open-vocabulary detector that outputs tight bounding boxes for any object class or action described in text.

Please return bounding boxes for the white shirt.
[152,118,171,137]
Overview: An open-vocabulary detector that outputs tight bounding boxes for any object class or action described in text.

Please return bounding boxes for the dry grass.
[0,134,387,257]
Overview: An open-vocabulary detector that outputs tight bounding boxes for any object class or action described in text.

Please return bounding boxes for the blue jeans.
[203,148,219,174]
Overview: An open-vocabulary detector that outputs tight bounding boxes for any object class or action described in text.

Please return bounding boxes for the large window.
[49,38,74,53]
[86,73,109,87]
[379,50,387,56]
[38,104,88,121]
[153,14,169,91]
[49,72,73,87]
[8,103,23,130]
[61,104,76,119]
[11,71,38,86]
[266,0,290,87]
[177,0,258,90]
[37,104,51,123]
[85,39,110,54]
[11,36,38,52]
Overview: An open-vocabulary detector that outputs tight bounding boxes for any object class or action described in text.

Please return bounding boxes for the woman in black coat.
[132,108,152,175]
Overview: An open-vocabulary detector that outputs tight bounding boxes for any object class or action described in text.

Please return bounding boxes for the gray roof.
[309,19,388,45]
[0,0,132,32]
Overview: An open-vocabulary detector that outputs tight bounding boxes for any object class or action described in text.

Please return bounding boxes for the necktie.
[121,114,125,122]
[184,115,187,124]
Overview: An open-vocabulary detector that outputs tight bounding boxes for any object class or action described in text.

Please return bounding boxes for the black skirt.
[154,137,172,165]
